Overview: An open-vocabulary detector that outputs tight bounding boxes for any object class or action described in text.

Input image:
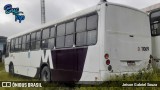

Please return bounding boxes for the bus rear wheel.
[41,66,51,82]
[9,64,14,75]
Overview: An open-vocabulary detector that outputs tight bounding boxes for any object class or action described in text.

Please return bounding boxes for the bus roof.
[8,2,146,40]
[108,2,146,14]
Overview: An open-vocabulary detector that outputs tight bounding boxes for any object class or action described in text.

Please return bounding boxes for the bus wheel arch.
[9,62,14,75]
[40,63,51,82]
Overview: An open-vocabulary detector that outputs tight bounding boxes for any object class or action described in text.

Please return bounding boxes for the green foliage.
[0,62,160,90]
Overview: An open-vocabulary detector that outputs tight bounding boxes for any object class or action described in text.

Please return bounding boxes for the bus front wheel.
[9,64,14,75]
[41,66,51,82]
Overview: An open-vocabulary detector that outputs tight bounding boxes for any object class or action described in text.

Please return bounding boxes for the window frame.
[30,30,42,51]
[14,37,19,52]
[48,26,56,49]
[26,34,31,51]
[150,21,160,36]
[18,36,22,51]
[42,28,50,40]
[10,38,15,53]
[9,12,98,52]
[21,35,26,51]
[41,28,50,49]
[65,21,75,48]
[30,32,36,50]
[55,20,75,49]
[150,10,160,36]
[35,30,42,50]
[56,23,66,48]
[75,12,98,47]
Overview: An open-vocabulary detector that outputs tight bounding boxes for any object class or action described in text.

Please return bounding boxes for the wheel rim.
[43,70,49,81]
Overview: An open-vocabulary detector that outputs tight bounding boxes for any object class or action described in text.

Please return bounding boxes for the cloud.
[45,0,98,22]
[0,0,160,37]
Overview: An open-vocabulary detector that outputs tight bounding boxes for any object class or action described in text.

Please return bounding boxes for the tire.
[9,64,14,75]
[41,66,51,82]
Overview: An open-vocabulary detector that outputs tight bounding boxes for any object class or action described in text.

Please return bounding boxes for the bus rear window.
[150,11,160,36]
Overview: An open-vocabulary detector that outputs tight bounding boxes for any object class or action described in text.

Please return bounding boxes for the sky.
[0,0,160,37]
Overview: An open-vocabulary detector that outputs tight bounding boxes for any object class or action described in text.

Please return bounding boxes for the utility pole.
[41,0,46,24]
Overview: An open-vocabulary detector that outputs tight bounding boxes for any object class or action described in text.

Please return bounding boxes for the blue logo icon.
[4,4,25,23]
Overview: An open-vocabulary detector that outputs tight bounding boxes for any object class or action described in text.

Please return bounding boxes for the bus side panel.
[79,11,101,82]
[50,48,87,81]
[78,45,100,82]
[29,50,53,77]
[4,58,10,72]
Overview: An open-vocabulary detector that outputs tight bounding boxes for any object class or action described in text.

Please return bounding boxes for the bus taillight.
[106,60,110,65]
[104,53,109,59]
[105,53,110,65]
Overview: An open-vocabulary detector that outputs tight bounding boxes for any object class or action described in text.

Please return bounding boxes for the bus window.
[57,24,65,36]
[22,35,26,51]
[48,38,55,49]
[66,21,75,35]
[18,36,22,51]
[65,35,74,47]
[150,11,160,36]
[56,24,65,48]
[26,34,30,50]
[87,14,98,30]
[65,21,74,47]
[36,31,41,40]
[42,28,50,49]
[76,32,87,46]
[86,14,98,45]
[15,38,19,51]
[50,27,56,38]
[48,27,55,49]
[87,30,97,45]
[36,31,41,49]
[76,14,98,46]
[11,39,15,52]
[56,36,65,48]
[31,32,36,50]
[42,28,50,40]
[76,17,86,32]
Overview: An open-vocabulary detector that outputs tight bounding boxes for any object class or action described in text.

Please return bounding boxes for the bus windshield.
[150,10,160,36]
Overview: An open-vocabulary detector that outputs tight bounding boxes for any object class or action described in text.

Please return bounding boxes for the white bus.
[4,1,151,83]
[150,9,160,68]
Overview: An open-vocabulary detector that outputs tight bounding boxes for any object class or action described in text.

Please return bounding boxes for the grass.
[0,63,160,90]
